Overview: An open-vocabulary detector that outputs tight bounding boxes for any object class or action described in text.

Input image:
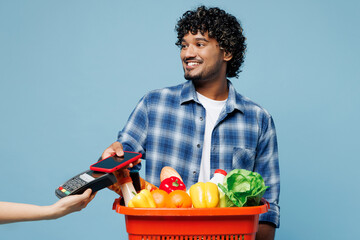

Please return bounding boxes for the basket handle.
[112,197,121,210]
[261,198,270,209]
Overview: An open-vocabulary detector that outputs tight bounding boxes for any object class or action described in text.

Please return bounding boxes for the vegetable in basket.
[159,176,186,193]
[189,182,219,208]
[151,189,170,208]
[128,189,156,208]
[218,169,268,207]
[167,190,192,208]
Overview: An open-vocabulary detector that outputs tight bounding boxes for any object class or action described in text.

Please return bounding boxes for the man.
[103,6,280,240]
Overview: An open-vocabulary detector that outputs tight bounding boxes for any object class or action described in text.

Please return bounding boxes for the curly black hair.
[175,6,246,78]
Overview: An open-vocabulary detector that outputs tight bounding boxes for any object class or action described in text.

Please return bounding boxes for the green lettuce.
[218,169,269,207]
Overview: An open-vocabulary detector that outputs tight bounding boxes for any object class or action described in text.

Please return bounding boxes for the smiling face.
[180,31,231,84]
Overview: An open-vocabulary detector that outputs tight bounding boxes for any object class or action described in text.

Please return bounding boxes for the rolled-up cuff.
[259,202,280,228]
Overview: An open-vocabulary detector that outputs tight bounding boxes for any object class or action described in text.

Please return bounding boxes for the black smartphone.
[89,151,142,173]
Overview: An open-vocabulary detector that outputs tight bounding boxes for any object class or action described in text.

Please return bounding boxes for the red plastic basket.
[114,200,269,240]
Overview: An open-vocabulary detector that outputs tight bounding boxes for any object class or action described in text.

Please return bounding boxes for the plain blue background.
[1,0,359,239]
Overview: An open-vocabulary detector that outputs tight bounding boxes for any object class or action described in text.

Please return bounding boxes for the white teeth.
[188,62,200,66]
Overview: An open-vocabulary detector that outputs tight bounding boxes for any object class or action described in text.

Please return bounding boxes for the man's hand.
[255,223,276,240]
[102,141,142,196]
[102,141,124,159]
[101,141,141,169]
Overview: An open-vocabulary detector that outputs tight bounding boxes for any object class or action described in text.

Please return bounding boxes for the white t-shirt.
[196,92,227,182]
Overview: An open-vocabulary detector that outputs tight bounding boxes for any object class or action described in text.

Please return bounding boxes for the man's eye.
[197,43,205,47]
[181,45,188,49]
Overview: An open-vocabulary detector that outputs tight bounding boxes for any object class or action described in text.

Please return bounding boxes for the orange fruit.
[167,190,192,208]
[151,189,169,208]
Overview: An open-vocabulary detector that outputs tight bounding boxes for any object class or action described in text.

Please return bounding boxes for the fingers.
[89,192,97,201]
[112,142,124,157]
[134,158,141,166]
[101,147,114,160]
[81,189,96,209]
[101,142,124,159]
[82,189,92,199]
[126,158,142,169]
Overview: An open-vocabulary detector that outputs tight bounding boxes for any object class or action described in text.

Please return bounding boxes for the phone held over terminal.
[55,170,116,199]
[55,151,141,198]
[89,151,142,173]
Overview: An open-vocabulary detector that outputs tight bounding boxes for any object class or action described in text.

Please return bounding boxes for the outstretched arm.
[0,189,94,224]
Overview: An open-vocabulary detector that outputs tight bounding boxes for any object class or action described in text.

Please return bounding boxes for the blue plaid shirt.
[118,80,280,227]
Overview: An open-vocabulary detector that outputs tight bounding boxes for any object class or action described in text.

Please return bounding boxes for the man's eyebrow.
[195,37,209,42]
[181,37,210,43]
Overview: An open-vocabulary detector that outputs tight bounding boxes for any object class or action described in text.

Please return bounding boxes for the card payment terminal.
[55,170,117,198]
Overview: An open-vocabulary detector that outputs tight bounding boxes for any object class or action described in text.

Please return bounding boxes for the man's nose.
[184,45,196,58]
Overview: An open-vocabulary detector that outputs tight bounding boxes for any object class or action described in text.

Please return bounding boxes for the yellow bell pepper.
[189,182,219,208]
[128,189,156,208]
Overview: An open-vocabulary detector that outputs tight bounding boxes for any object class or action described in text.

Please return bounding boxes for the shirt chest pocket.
[232,147,256,171]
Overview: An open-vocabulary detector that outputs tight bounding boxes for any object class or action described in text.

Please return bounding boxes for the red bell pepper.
[159,176,186,193]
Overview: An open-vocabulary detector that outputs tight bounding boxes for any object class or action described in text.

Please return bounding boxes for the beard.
[182,57,224,83]
[184,71,202,81]
[183,65,220,83]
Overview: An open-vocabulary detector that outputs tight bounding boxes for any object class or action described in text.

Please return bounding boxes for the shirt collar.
[226,80,245,114]
[180,80,198,104]
[180,80,245,114]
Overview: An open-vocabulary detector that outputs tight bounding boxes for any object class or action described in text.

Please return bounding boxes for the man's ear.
[223,51,233,61]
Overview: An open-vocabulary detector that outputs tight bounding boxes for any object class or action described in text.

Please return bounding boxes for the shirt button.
[197,144,201,148]
[200,117,204,121]
[193,171,197,175]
